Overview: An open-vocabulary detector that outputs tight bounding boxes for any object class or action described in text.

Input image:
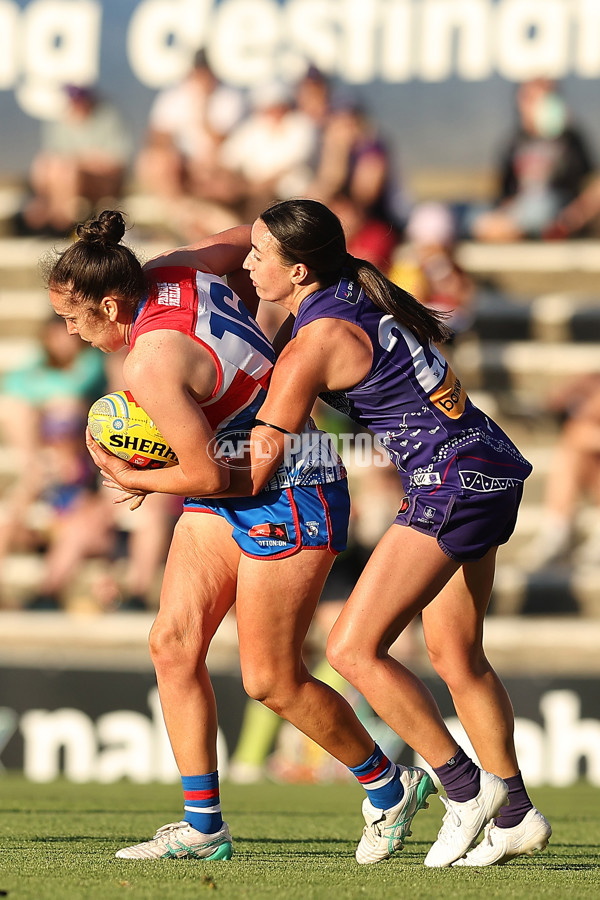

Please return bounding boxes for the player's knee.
[149,618,205,674]
[426,643,489,689]
[326,631,363,682]
[241,666,292,715]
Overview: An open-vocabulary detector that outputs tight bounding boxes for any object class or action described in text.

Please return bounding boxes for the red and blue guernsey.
[291,274,532,496]
[131,266,345,489]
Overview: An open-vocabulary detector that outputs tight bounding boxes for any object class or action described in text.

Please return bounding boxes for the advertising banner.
[2,1,600,174]
[1,665,598,787]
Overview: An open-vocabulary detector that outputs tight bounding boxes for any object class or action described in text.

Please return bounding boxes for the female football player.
[44,209,436,864]
[234,197,551,868]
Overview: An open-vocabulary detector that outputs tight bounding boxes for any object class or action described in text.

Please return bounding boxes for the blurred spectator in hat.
[470,77,594,242]
[134,48,247,239]
[389,201,475,335]
[219,79,319,220]
[14,85,132,237]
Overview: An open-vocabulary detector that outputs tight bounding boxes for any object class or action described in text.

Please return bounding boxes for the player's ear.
[101,296,119,321]
[291,263,310,284]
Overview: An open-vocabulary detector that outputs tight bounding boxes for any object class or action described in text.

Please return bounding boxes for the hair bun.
[76,210,126,246]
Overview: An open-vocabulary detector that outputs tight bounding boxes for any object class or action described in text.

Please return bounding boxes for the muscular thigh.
[236,548,334,674]
[157,511,241,645]
[331,524,459,656]
[421,547,497,665]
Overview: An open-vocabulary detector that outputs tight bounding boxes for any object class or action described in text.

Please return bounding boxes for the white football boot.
[452,807,552,866]
[115,820,233,860]
[356,766,437,864]
[423,770,508,868]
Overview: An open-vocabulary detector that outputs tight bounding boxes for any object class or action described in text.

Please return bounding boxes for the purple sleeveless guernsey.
[291,275,532,497]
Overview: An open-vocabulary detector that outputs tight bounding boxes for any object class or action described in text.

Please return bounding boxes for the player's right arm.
[214,316,373,497]
[145,225,251,277]
[145,225,258,315]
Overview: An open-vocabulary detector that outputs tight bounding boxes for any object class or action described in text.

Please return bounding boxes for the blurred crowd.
[3,54,600,614]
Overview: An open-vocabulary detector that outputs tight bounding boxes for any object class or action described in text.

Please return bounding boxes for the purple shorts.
[393,485,524,562]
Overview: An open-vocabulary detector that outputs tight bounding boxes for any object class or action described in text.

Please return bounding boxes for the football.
[87,390,178,469]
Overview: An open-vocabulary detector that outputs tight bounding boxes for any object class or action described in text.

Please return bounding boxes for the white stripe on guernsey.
[364,763,397,791]
[184,804,221,814]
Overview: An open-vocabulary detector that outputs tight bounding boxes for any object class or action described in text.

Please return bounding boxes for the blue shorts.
[184,480,350,559]
[394,485,524,562]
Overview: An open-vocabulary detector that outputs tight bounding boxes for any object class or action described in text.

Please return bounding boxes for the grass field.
[0,775,598,899]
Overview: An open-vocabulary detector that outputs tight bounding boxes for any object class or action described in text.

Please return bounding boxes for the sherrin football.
[87,390,178,469]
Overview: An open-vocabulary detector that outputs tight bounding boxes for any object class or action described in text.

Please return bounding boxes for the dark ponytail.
[41,210,146,316]
[261,198,452,344]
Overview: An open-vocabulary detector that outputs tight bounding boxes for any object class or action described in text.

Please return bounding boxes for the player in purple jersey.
[43,209,435,864]
[240,198,551,867]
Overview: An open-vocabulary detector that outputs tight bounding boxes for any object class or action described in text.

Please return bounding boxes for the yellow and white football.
[87,390,178,469]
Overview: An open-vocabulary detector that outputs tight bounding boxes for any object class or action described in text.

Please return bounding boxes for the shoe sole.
[206,841,234,861]
[453,830,551,867]
[117,840,234,861]
[405,772,438,838]
[424,776,509,868]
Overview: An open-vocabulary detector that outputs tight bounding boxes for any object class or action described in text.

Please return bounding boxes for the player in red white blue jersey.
[45,210,430,863]
[238,198,551,868]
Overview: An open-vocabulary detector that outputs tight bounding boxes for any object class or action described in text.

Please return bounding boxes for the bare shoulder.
[281,317,372,391]
[125,330,216,398]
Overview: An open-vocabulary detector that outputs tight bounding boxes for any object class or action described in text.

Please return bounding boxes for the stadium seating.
[2,235,600,618]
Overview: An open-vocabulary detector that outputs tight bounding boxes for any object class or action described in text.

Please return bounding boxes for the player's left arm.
[213,317,372,497]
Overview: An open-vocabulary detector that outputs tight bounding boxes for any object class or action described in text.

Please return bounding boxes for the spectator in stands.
[15,85,132,238]
[521,374,600,569]
[133,48,246,240]
[389,201,475,335]
[543,175,600,239]
[219,80,319,220]
[329,192,398,272]
[0,321,177,611]
[294,64,332,135]
[306,94,403,230]
[470,77,594,242]
[0,315,110,608]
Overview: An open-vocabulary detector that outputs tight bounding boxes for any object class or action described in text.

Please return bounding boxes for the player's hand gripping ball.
[87,390,178,469]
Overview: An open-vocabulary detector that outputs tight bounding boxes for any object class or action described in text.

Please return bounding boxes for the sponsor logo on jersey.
[156,282,181,307]
[248,522,291,544]
[398,496,410,514]
[429,366,466,419]
[335,276,364,305]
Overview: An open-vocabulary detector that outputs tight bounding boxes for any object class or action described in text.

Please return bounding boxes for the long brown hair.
[260,198,452,344]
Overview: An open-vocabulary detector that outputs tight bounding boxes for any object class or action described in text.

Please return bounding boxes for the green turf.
[0,775,598,899]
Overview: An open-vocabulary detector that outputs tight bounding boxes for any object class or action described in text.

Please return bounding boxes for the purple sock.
[495,771,533,828]
[433,747,480,802]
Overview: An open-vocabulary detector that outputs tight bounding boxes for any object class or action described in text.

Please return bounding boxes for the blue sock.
[349,744,404,810]
[181,772,223,835]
